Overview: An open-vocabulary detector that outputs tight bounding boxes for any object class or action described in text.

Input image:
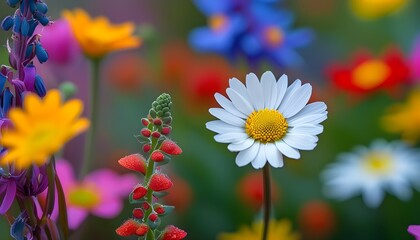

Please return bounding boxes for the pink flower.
[408,225,420,240]
[40,160,138,229]
[410,37,420,82]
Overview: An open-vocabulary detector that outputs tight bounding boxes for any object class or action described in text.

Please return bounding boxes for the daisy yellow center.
[27,125,60,154]
[363,152,393,174]
[351,60,391,90]
[264,26,284,47]
[209,14,228,31]
[68,185,100,209]
[245,109,288,143]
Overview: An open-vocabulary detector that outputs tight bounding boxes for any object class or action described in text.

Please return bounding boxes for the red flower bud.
[151,131,161,138]
[118,154,146,175]
[149,213,158,222]
[151,151,165,162]
[160,140,182,155]
[132,185,148,200]
[149,173,173,192]
[116,219,141,237]
[153,118,162,126]
[143,144,151,153]
[141,118,149,127]
[161,127,171,135]
[154,205,165,215]
[136,224,149,236]
[132,208,144,219]
[141,128,151,137]
[161,225,187,240]
[142,202,150,210]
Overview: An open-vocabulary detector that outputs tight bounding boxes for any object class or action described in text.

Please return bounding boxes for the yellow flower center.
[351,60,391,90]
[264,26,284,48]
[245,109,288,143]
[27,125,60,154]
[209,14,228,31]
[68,185,100,209]
[363,152,393,175]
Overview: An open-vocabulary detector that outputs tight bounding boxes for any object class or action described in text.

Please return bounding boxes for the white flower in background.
[322,139,420,208]
[206,71,328,169]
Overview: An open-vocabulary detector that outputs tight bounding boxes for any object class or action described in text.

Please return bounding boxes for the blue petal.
[193,0,233,15]
[189,27,235,53]
[271,47,303,68]
[240,34,263,56]
[250,3,294,27]
[286,28,314,48]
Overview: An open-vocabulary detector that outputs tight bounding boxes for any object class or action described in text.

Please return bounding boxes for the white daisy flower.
[322,139,420,208]
[206,71,328,169]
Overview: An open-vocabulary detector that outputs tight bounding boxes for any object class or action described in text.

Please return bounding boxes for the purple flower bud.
[25,43,35,60]
[35,42,48,63]
[36,2,48,14]
[27,19,38,37]
[34,12,49,26]
[23,64,36,91]
[13,16,21,34]
[29,0,36,14]
[2,88,13,114]
[6,0,21,7]
[12,80,25,106]
[34,75,46,97]
[0,73,6,91]
[1,16,14,31]
[20,19,29,36]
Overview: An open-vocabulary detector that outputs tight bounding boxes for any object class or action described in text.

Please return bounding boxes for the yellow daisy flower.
[349,0,408,20]
[1,90,90,169]
[381,89,420,144]
[218,219,300,240]
[62,8,141,59]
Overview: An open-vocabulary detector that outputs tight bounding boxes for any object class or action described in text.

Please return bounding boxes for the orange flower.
[62,8,141,59]
[298,200,335,239]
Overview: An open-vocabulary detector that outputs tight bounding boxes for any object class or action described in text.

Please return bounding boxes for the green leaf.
[55,174,69,240]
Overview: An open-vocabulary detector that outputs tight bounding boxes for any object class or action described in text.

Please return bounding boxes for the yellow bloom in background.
[1,90,90,169]
[218,219,300,240]
[62,8,141,59]
[381,89,420,144]
[349,0,408,20]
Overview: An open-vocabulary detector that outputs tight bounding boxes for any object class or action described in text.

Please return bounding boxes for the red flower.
[151,151,165,162]
[118,153,147,175]
[160,140,182,155]
[115,219,142,237]
[298,200,335,239]
[149,173,173,192]
[132,185,148,200]
[237,172,279,210]
[161,225,187,240]
[327,48,410,95]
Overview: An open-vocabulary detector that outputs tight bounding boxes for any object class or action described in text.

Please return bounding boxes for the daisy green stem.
[262,164,271,240]
[80,58,101,179]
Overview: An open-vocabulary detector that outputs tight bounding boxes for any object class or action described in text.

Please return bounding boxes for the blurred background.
[1,0,420,239]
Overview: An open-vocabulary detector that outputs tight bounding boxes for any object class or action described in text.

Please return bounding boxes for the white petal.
[235,142,260,167]
[206,120,245,134]
[228,138,254,152]
[214,93,247,119]
[261,71,278,109]
[209,108,245,127]
[278,79,301,111]
[288,124,324,135]
[288,102,327,122]
[362,183,384,208]
[246,73,264,110]
[226,88,254,116]
[282,133,318,150]
[229,77,249,98]
[214,132,249,143]
[288,113,328,127]
[265,143,284,168]
[279,83,312,118]
[274,74,288,109]
[275,140,301,159]
[251,144,267,169]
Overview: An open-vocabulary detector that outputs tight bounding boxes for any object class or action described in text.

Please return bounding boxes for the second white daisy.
[206,71,328,169]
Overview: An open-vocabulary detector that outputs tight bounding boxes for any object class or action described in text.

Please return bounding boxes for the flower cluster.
[116,93,187,240]
[189,0,313,68]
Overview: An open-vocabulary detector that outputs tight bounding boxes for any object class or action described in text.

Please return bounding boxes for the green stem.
[79,58,101,179]
[144,137,159,240]
[262,164,271,240]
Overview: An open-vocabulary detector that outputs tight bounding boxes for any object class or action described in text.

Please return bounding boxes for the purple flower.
[408,225,420,240]
[39,160,138,229]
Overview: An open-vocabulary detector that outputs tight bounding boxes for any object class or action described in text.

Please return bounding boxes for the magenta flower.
[408,225,420,240]
[41,160,138,229]
[410,36,420,83]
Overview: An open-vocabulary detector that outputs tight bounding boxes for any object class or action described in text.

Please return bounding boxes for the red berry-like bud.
[132,208,144,219]
[151,151,165,162]
[141,118,149,127]
[136,224,149,236]
[160,140,182,155]
[132,185,148,200]
[143,144,151,153]
[161,127,171,135]
[141,128,151,137]
[153,118,162,126]
[115,219,141,237]
[149,173,173,192]
[161,225,187,240]
[118,153,147,175]
[149,213,158,222]
[151,131,161,138]
[142,202,150,210]
[154,205,165,215]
